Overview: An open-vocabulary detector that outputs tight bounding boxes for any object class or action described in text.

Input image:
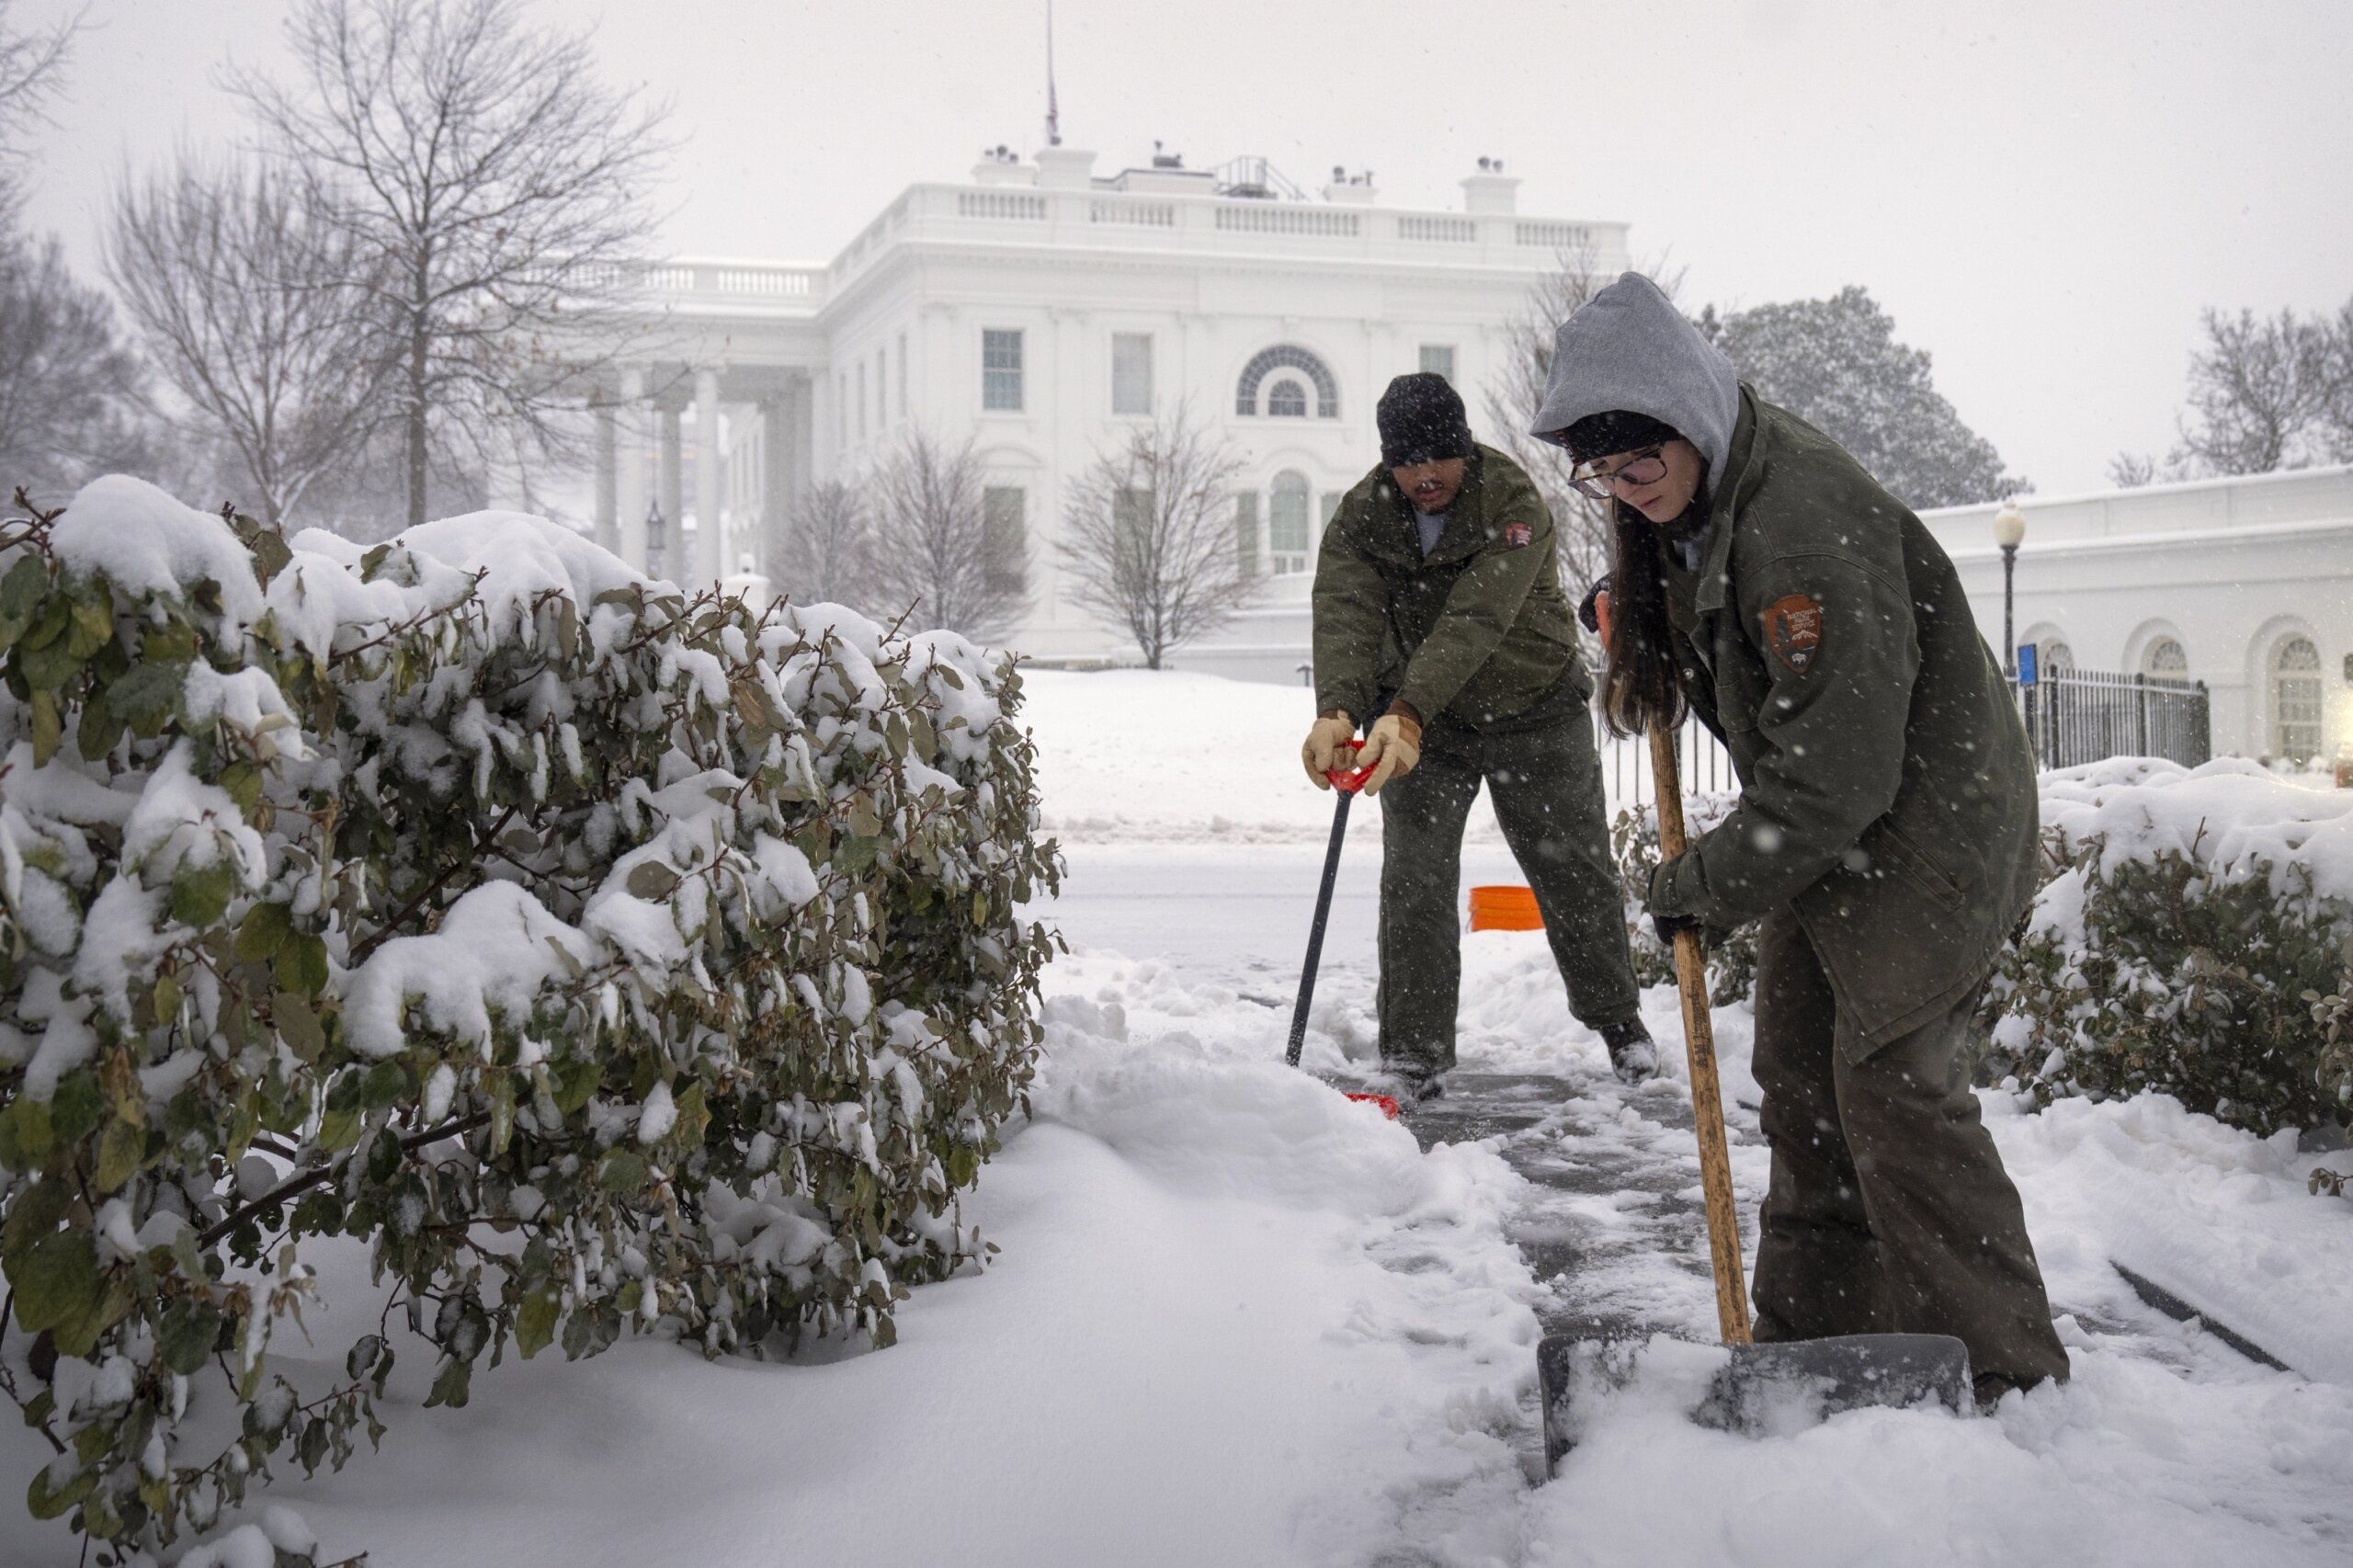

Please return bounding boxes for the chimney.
[1034,144,1097,189]
[972,145,1036,186]
[1461,155,1519,215]
[1321,165,1378,205]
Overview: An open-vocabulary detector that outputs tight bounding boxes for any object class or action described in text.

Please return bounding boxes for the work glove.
[1646,854,1704,952]
[1358,710,1422,797]
[1302,711,1356,789]
[1576,574,1614,636]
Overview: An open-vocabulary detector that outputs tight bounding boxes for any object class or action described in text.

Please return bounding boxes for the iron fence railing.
[2011,670,2211,770]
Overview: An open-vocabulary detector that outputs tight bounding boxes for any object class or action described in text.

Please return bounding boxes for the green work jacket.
[1311,443,1584,727]
[1651,390,2041,1053]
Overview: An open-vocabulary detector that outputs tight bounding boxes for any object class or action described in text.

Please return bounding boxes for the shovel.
[1286,739,1400,1120]
[1536,723,1972,1473]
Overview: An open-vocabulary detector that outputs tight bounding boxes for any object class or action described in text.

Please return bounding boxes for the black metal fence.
[2012,669,2211,770]
[1598,711,1735,811]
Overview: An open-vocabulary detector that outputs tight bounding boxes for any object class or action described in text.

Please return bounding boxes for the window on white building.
[857,360,868,441]
[2040,639,2075,672]
[1111,333,1154,415]
[1235,345,1339,418]
[1233,492,1260,578]
[1267,377,1310,419]
[983,486,1028,593]
[1269,472,1311,574]
[897,333,908,419]
[1419,345,1457,383]
[2143,637,2188,679]
[2272,634,2323,763]
[983,329,1025,412]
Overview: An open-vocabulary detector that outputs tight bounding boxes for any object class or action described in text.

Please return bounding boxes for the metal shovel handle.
[1650,723,1755,1346]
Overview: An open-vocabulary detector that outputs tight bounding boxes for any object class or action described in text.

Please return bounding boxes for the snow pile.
[0,478,1056,1564]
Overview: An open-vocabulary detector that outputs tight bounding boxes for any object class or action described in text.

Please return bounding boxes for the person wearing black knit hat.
[1304,372,1658,1102]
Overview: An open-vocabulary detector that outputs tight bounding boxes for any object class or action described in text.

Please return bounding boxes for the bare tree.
[868,431,1026,642]
[2172,305,2337,475]
[229,0,672,528]
[1483,245,1685,620]
[778,478,875,608]
[105,153,390,525]
[2106,450,2160,488]
[1056,404,1253,668]
[0,1,81,224]
[0,235,153,500]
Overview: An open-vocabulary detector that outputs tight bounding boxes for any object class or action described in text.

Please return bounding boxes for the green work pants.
[1749,907,2072,1387]
[1375,679,1641,1073]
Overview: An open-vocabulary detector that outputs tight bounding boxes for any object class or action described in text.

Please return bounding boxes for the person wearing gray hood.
[1529,273,2070,1402]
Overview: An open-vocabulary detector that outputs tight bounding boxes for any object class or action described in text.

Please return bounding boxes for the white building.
[1927,465,2353,767]
[565,144,1625,662]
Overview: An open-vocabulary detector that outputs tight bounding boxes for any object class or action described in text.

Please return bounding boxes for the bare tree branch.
[868,430,1027,642]
[225,0,675,528]
[2172,305,2339,476]
[777,477,876,610]
[105,151,394,525]
[1054,403,1254,668]
[0,1,85,223]
[0,235,153,502]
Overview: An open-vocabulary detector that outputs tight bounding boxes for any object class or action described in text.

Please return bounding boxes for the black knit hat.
[1560,409,1679,466]
[1377,373,1473,468]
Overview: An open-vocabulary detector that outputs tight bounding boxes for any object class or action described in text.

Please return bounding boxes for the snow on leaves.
[0,476,1060,1562]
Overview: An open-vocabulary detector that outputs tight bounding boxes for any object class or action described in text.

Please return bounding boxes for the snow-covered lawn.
[15,666,2352,1567]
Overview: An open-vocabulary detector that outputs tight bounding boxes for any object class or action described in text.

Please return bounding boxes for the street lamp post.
[1993,500,2027,678]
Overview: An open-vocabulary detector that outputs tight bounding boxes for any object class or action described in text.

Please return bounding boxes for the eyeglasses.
[1567,446,1667,501]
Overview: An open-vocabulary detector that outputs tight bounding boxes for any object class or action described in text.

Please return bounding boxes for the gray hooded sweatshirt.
[1529,273,1741,484]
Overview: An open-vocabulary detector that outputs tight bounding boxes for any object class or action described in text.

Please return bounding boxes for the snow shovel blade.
[1538,1332,1972,1474]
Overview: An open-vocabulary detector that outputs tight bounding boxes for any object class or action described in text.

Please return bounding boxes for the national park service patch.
[1761,593,1824,673]
[1502,521,1533,550]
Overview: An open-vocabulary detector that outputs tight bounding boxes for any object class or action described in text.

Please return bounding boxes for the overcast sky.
[18,0,2353,495]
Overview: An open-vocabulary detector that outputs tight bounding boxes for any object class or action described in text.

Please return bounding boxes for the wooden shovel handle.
[1649,724,1755,1346]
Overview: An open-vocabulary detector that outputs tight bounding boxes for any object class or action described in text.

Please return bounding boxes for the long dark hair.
[1597,499,1691,739]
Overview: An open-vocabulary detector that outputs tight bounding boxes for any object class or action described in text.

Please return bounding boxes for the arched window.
[2041,640,2075,672]
[1266,377,1309,419]
[2142,637,2188,679]
[2271,634,2323,764]
[1268,472,1312,574]
[1236,346,1339,418]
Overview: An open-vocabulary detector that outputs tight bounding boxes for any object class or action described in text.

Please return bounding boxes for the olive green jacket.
[1650,390,2041,1054]
[1312,443,1585,727]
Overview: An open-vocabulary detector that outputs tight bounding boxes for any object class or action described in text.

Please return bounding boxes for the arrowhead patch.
[1761,593,1824,673]
[1502,521,1533,550]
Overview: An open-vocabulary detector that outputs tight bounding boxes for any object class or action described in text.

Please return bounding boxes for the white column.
[616,368,648,572]
[659,405,684,579]
[592,396,619,553]
[695,369,724,585]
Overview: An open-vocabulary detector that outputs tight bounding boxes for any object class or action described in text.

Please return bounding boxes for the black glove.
[1652,911,1703,951]
[1577,574,1614,635]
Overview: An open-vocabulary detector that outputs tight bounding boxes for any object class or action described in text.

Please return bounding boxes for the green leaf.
[424,1356,472,1409]
[848,791,882,839]
[250,528,292,585]
[274,991,325,1063]
[490,1074,515,1156]
[626,861,680,901]
[360,1060,407,1109]
[105,657,188,727]
[53,1274,133,1358]
[27,689,59,766]
[26,1462,96,1521]
[10,1231,98,1335]
[74,691,123,764]
[18,630,83,689]
[0,554,48,644]
[947,1144,980,1187]
[66,592,114,658]
[219,760,264,812]
[514,1288,561,1359]
[2,1176,70,1266]
[236,902,292,963]
[93,1116,144,1194]
[169,859,238,929]
[595,1148,646,1193]
[49,1072,101,1147]
[551,1059,600,1116]
[358,543,392,582]
[672,1080,709,1147]
[0,1096,52,1172]
[156,1299,222,1375]
[273,931,329,997]
[316,1106,361,1153]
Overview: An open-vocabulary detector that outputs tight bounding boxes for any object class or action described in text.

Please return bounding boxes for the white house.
[559,143,1624,662]
[1927,466,2353,767]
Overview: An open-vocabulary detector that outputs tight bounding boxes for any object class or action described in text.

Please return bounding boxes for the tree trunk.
[405,269,430,530]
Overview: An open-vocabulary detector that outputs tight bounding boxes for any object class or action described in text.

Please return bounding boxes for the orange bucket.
[1467,884,1543,932]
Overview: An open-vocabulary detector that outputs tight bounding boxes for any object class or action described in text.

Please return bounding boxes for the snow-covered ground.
[14,666,2353,1567]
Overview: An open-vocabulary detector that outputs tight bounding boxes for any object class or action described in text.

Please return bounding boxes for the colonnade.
[589,366,817,588]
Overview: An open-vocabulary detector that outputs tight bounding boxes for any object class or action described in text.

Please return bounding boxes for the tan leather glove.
[1358,711,1422,796]
[1301,712,1356,789]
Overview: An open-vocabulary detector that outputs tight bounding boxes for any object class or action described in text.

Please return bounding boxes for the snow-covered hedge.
[0,478,1058,1562]
[1610,792,1758,1007]
[1984,758,2353,1137]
